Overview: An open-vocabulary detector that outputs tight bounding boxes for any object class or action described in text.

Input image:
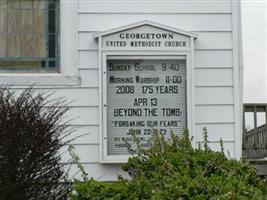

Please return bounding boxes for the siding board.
[61,144,99,163]
[5,88,98,107]
[195,123,235,141]
[66,107,99,125]
[66,125,99,144]
[67,163,126,181]
[195,87,234,104]
[53,88,99,107]
[197,142,235,157]
[195,105,234,123]
[79,32,98,50]
[79,1,232,14]
[195,50,233,67]
[79,14,232,32]
[79,69,99,87]
[195,68,233,86]
[195,32,232,50]
[79,51,98,69]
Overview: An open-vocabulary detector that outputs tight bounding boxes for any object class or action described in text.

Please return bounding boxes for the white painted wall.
[0,0,243,181]
[74,0,242,180]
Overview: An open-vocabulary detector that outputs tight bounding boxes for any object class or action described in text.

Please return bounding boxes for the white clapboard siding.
[195,68,233,86]
[61,144,99,163]
[79,51,98,69]
[79,14,232,32]
[194,32,232,50]
[195,123,235,142]
[195,87,234,105]
[5,88,98,107]
[79,69,99,87]
[78,32,233,51]
[195,50,233,68]
[78,1,231,14]
[195,105,234,123]
[65,107,99,126]
[79,32,98,50]
[67,163,126,181]
[64,125,99,145]
[0,76,80,87]
[197,141,235,158]
[35,88,99,107]
[52,88,99,107]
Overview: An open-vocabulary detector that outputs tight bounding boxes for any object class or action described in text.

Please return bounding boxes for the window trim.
[0,0,80,86]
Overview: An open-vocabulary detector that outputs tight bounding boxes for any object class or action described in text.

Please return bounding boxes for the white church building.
[0,0,243,181]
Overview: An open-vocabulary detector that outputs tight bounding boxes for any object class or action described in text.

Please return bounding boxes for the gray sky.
[241,0,267,103]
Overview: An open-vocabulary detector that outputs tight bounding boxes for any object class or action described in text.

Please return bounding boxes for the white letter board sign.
[94,21,197,161]
[107,58,186,155]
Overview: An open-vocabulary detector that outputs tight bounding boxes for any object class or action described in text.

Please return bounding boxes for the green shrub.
[71,130,267,200]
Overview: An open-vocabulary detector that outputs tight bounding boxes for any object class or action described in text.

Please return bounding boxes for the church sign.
[102,24,190,50]
[95,21,197,161]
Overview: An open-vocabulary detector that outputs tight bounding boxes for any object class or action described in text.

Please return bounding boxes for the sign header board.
[102,25,191,50]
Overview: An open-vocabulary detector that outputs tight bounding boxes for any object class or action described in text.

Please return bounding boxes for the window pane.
[21,0,33,9]
[48,0,55,9]
[245,112,255,131]
[7,34,20,57]
[34,0,46,9]
[49,61,56,68]
[48,9,56,33]
[0,0,7,9]
[257,112,266,127]
[21,10,33,33]
[7,9,20,34]
[21,34,34,57]
[0,9,7,32]
[8,0,20,9]
[0,33,7,57]
[34,34,46,58]
[48,34,56,58]
[34,9,46,34]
